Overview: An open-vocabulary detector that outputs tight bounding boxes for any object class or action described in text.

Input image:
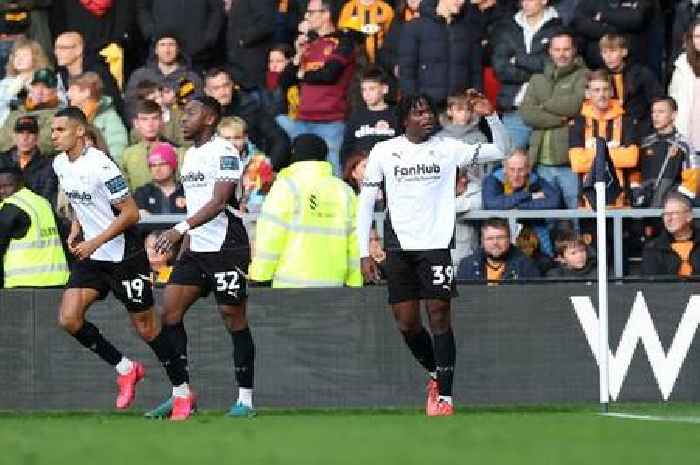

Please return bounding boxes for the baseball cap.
[31,68,58,88]
[13,115,39,134]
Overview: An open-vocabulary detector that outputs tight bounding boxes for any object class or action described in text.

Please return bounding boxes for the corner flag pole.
[595,181,610,412]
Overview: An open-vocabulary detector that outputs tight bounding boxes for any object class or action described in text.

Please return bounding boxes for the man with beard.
[147,96,256,421]
[356,94,508,416]
[456,217,541,282]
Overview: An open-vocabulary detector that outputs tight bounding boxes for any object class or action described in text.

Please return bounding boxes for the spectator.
[631,96,697,208]
[546,230,597,278]
[398,0,481,107]
[368,225,386,278]
[67,72,128,162]
[338,0,394,63]
[125,33,203,104]
[572,0,652,68]
[0,38,50,126]
[519,29,587,210]
[0,68,62,155]
[239,153,274,214]
[0,164,68,289]
[204,67,290,170]
[515,225,555,274]
[457,217,541,282]
[340,66,398,164]
[0,1,31,79]
[671,1,700,63]
[568,69,639,207]
[491,0,562,150]
[285,0,355,176]
[226,0,277,90]
[642,192,700,277]
[121,99,185,190]
[134,143,186,216]
[249,134,362,287]
[217,116,265,167]
[482,149,562,256]
[144,230,174,285]
[0,115,57,206]
[669,19,700,155]
[376,0,421,81]
[53,31,123,117]
[127,79,186,147]
[136,0,225,71]
[342,149,368,193]
[599,33,662,134]
[262,44,298,118]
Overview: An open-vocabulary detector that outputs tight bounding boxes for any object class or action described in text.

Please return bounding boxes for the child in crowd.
[340,66,398,165]
[263,44,298,119]
[546,231,597,279]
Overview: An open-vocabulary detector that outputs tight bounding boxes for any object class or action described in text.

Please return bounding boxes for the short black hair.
[651,95,678,112]
[549,28,577,50]
[191,95,222,126]
[398,93,436,131]
[361,66,388,85]
[481,217,510,235]
[134,98,163,116]
[204,66,232,82]
[0,163,23,183]
[54,106,88,126]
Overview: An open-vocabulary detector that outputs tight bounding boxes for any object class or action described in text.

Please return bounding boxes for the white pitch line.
[601,412,700,424]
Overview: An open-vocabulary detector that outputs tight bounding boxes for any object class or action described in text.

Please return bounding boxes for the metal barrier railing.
[139,208,700,279]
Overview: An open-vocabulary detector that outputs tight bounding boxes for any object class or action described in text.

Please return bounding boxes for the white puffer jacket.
[669,53,699,138]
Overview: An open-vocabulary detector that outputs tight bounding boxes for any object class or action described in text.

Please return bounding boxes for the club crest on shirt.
[105,175,128,195]
[220,156,240,171]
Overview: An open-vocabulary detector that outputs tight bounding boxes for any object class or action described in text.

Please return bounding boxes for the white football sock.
[172,383,190,398]
[115,357,133,376]
[238,388,253,407]
[439,395,453,405]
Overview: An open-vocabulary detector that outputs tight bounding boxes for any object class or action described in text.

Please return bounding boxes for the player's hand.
[361,257,381,284]
[155,228,183,254]
[73,239,100,261]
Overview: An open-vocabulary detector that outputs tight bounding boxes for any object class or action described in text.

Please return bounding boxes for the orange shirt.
[486,261,505,285]
[671,240,694,277]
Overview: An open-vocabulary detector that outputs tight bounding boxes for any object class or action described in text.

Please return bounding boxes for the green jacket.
[92,96,128,164]
[120,140,186,190]
[0,104,60,156]
[519,58,588,167]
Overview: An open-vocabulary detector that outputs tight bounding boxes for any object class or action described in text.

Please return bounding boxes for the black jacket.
[572,0,652,68]
[491,9,562,110]
[136,0,225,65]
[607,62,663,131]
[398,0,482,105]
[457,245,542,281]
[642,228,700,277]
[0,147,58,207]
[227,0,276,90]
[546,256,597,279]
[222,90,291,170]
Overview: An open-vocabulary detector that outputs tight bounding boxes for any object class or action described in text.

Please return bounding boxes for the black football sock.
[402,327,437,374]
[72,321,122,366]
[147,329,189,386]
[230,327,255,389]
[161,322,190,385]
[433,329,456,397]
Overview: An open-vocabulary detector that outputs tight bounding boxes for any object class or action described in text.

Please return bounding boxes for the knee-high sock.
[433,329,456,397]
[402,327,437,374]
[147,329,189,386]
[230,327,255,389]
[73,321,122,366]
[161,322,190,385]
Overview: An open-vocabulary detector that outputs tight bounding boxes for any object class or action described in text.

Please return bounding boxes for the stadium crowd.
[0,0,700,288]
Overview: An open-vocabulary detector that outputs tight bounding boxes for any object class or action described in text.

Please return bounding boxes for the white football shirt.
[53,147,130,262]
[180,135,244,252]
[357,116,508,256]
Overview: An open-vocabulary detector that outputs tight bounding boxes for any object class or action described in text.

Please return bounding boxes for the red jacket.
[298,31,355,122]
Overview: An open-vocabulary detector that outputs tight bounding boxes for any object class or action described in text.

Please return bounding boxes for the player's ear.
[75,122,86,138]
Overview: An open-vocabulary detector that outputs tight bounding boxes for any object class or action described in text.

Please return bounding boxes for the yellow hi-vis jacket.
[250,161,362,288]
[2,188,69,288]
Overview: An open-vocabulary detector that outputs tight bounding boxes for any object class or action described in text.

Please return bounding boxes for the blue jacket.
[482,168,561,256]
[457,246,541,281]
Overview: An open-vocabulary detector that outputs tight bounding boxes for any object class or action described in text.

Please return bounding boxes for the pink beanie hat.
[148,142,178,171]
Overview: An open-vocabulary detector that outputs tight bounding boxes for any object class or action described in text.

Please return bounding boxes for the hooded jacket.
[491,7,562,110]
[398,0,482,105]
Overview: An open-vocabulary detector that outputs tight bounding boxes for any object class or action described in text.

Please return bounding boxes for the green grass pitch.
[1,404,698,465]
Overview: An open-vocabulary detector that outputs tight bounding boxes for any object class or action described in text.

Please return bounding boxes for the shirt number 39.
[431,265,455,286]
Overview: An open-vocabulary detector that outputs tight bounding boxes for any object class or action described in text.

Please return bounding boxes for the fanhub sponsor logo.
[393,163,441,177]
[66,191,92,203]
[182,171,206,183]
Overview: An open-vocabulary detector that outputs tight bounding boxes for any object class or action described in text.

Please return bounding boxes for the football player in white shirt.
[357,94,508,416]
[52,107,182,412]
[147,96,255,421]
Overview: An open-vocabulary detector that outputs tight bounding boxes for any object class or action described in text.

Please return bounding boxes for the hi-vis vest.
[2,188,68,288]
[250,161,362,288]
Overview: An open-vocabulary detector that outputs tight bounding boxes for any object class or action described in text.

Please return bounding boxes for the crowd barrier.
[2,283,700,410]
